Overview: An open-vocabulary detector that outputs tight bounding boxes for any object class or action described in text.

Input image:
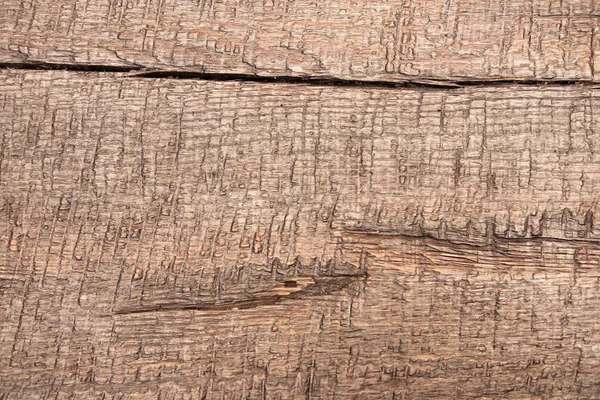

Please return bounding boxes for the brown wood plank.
[1,70,600,397]
[1,0,599,82]
[2,236,600,398]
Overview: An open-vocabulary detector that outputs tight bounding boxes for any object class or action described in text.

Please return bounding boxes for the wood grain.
[1,0,599,82]
[1,70,600,397]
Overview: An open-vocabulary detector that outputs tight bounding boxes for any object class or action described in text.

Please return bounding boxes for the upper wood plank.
[1,0,599,82]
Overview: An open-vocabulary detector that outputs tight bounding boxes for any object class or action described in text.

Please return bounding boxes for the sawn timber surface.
[0,0,599,82]
[1,70,600,398]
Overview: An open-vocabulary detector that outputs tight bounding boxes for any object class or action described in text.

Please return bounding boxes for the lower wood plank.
[1,70,600,398]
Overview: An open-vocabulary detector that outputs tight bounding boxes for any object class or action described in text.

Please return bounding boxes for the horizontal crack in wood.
[342,228,600,247]
[1,62,599,89]
[113,274,367,315]
[0,62,142,73]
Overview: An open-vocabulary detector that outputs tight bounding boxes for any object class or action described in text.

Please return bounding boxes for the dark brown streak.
[113,275,366,315]
[1,62,599,89]
[342,228,600,248]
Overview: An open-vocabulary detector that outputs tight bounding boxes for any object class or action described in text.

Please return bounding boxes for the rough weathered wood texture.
[1,0,599,82]
[1,70,600,398]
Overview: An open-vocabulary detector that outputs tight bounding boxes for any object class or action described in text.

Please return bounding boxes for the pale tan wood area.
[1,70,600,398]
[1,0,599,82]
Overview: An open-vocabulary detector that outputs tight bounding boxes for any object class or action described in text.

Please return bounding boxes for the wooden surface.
[2,0,600,398]
[1,0,599,82]
[1,70,600,398]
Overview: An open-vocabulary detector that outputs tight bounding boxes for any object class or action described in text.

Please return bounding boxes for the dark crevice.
[131,70,457,89]
[343,228,600,247]
[113,274,366,315]
[1,61,598,89]
[0,61,141,73]
[132,70,599,89]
